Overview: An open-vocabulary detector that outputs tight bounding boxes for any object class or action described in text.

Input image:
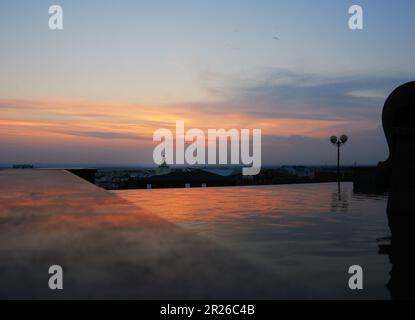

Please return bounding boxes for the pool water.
[116,182,391,299]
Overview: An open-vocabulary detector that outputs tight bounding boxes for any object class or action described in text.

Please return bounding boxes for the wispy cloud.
[1,67,406,165]
[51,130,149,141]
[346,89,389,100]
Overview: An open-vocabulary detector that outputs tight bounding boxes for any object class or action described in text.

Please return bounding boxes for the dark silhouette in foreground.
[378,81,415,299]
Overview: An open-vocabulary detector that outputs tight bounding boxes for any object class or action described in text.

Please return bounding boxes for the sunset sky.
[1,0,415,166]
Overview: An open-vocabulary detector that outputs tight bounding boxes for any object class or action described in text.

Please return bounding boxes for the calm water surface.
[116,182,391,299]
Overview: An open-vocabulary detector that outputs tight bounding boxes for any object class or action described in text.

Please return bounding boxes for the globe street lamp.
[330,135,348,196]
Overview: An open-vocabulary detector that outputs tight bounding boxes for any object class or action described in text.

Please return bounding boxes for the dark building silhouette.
[132,169,240,189]
[378,81,415,299]
[68,169,98,184]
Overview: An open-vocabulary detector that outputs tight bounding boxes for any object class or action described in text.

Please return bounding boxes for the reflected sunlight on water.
[116,182,391,299]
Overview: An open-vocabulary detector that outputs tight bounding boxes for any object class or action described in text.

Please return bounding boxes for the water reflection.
[330,189,349,213]
[117,182,391,299]
[0,169,396,299]
[1,170,302,299]
[379,190,415,300]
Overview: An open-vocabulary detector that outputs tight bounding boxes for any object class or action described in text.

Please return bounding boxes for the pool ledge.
[0,169,305,299]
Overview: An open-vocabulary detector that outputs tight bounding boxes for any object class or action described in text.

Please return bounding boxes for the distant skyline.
[1,0,415,166]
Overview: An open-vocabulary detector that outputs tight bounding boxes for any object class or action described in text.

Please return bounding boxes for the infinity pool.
[116,182,391,299]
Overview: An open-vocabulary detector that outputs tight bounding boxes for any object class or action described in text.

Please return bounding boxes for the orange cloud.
[0,98,375,154]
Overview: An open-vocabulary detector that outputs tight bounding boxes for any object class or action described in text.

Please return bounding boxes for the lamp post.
[330,135,348,197]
